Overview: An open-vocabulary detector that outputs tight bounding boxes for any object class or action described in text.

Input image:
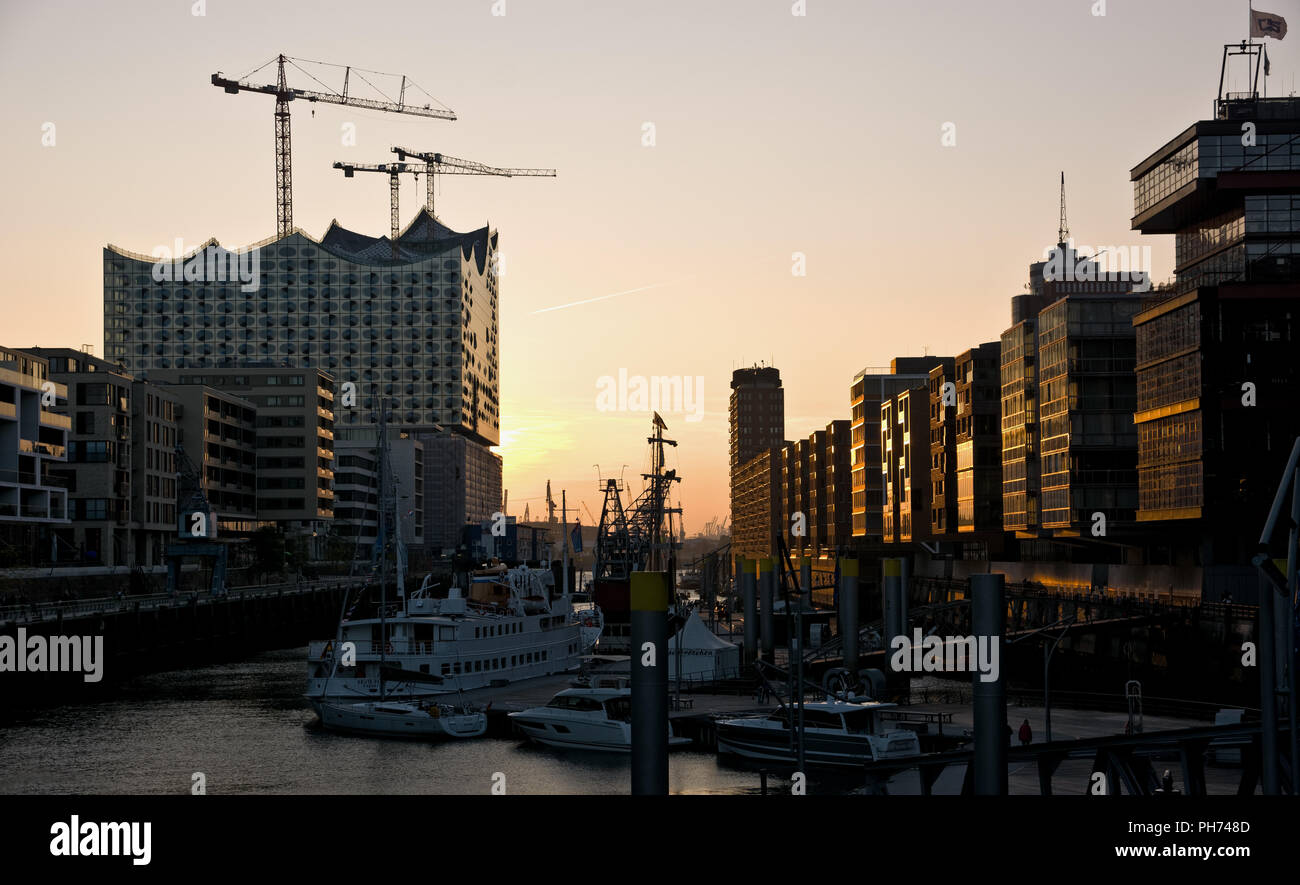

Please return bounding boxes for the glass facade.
[1000,321,1038,532]
[1036,297,1139,530]
[1132,102,1300,525]
[103,220,500,447]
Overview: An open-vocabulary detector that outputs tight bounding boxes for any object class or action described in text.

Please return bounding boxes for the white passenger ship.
[306,565,603,704]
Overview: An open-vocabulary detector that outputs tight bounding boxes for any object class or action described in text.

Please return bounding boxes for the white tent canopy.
[667,611,740,680]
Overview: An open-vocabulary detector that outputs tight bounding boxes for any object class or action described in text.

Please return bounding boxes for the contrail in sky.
[530,279,688,314]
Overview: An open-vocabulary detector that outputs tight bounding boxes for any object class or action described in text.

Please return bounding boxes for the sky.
[1,0,1296,532]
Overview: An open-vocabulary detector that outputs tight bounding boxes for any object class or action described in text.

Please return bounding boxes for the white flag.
[1250,9,1287,40]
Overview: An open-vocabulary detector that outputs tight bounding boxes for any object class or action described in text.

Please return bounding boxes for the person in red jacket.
[1018,718,1032,745]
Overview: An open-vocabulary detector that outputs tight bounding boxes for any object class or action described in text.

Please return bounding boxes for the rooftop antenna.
[1058,171,1069,246]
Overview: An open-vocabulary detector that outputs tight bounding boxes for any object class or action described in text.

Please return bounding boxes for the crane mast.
[212,54,456,239]
[332,161,423,258]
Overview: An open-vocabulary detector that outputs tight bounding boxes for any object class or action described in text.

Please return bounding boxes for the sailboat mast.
[562,489,569,597]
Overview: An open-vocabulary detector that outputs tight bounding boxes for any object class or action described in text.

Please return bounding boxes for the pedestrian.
[1018,718,1032,745]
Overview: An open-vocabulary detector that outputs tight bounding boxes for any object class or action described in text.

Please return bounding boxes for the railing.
[309,639,438,658]
[3,577,360,625]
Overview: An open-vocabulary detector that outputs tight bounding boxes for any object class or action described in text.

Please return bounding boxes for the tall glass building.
[1131,87,1300,587]
[103,209,500,448]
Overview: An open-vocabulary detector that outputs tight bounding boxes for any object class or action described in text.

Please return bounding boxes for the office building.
[881,384,931,545]
[150,368,334,545]
[25,349,136,566]
[999,234,1144,540]
[333,427,424,557]
[24,347,185,567]
[813,420,852,554]
[156,382,258,536]
[955,342,1002,534]
[781,438,811,556]
[729,366,784,530]
[732,445,783,559]
[850,358,943,541]
[104,212,502,559]
[423,432,502,554]
[1130,85,1300,583]
[1001,317,1042,534]
[130,380,181,566]
[927,358,958,537]
[1036,288,1141,533]
[0,347,69,563]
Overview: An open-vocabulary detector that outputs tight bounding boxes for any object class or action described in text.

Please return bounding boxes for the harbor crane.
[211,54,456,239]
[391,146,556,216]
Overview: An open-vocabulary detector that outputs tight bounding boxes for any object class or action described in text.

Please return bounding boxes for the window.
[80,499,108,520]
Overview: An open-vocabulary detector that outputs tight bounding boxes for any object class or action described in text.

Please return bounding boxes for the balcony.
[0,468,37,485]
[17,439,66,459]
[37,410,71,430]
[0,366,64,398]
[0,401,16,420]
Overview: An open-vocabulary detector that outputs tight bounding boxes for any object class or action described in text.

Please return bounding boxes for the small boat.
[318,698,486,739]
[715,698,921,768]
[509,682,692,753]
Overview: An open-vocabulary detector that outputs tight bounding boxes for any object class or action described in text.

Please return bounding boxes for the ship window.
[511,655,516,666]
[439,627,456,640]
[765,711,791,729]
[842,710,876,734]
[453,662,461,674]
[474,661,481,672]
[546,695,603,711]
[419,664,429,674]
[441,664,451,675]
[804,710,844,730]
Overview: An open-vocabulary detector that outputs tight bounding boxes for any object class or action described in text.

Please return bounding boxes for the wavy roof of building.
[107,208,494,274]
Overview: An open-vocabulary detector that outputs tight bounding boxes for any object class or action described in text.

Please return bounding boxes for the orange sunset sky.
[2,0,1295,530]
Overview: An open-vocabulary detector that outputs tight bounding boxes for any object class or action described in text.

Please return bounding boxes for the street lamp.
[1043,619,1075,743]
[1007,615,1076,744]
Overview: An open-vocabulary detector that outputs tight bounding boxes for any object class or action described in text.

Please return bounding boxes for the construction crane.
[391,146,556,217]
[211,54,456,239]
[331,161,423,258]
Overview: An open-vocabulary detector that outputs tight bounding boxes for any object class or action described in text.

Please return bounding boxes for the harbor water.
[0,648,777,795]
